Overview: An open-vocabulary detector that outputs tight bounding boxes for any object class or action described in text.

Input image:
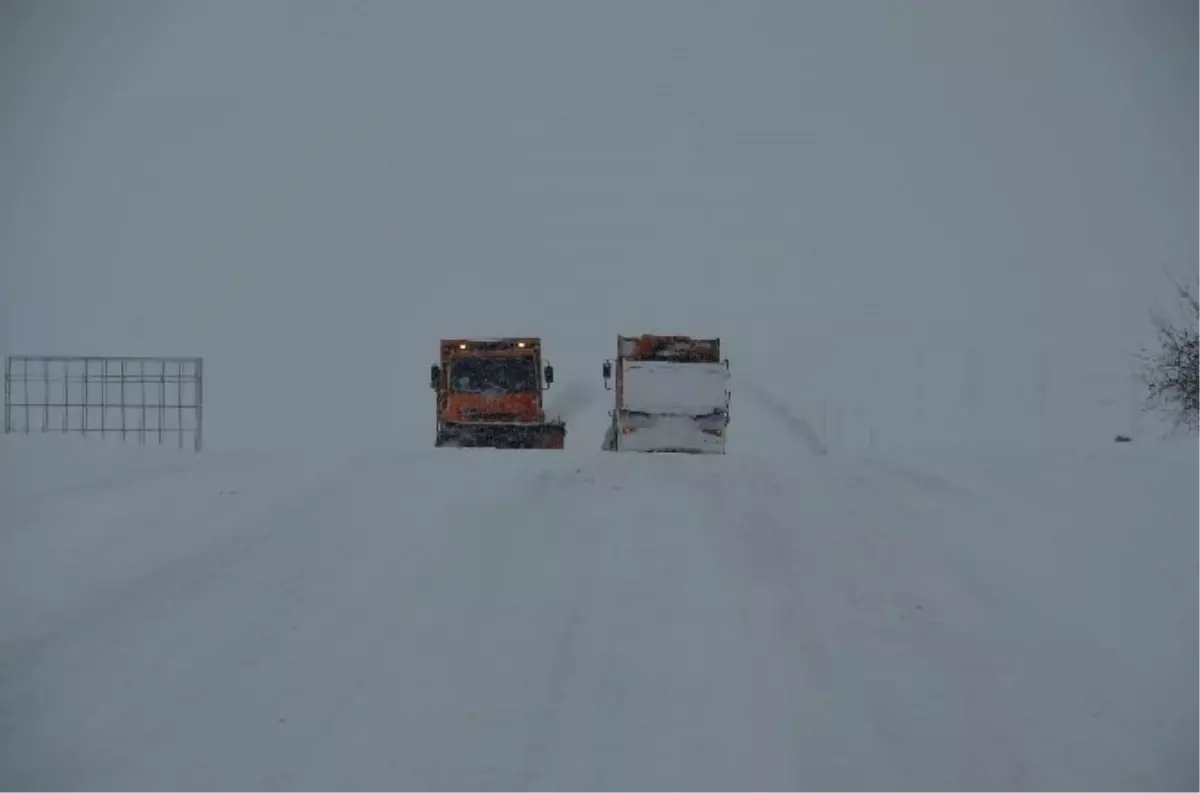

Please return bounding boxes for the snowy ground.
[0,399,1196,791]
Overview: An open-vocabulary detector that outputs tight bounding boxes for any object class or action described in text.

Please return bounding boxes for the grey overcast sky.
[1,0,1195,450]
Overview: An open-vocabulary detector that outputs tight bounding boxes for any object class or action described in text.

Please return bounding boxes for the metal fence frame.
[4,355,204,451]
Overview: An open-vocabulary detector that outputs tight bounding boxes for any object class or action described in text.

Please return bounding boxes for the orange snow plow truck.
[430,337,566,449]
[602,334,730,454]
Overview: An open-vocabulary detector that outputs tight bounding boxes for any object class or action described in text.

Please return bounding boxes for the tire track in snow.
[740,382,827,457]
[823,464,1040,788]
[2,447,535,791]
[535,456,813,789]
[0,453,382,696]
[827,457,1177,789]
[0,449,404,790]
[705,453,1096,788]
[514,608,587,791]
[853,455,985,504]
[428,454,806,789]
[340,454,608,790]
[703,456,895,787]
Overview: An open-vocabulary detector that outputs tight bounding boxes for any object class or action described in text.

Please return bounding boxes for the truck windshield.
[449,356,537,394]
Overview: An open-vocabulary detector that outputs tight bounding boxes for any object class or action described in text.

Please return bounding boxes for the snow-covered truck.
[601,334,731,454]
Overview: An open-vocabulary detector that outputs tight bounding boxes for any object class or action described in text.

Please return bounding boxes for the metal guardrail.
[4,355,204,451]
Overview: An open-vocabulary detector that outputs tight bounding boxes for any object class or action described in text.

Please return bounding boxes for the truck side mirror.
[602,360,612,390]
[430,365,440,390]
[544,364,554,385]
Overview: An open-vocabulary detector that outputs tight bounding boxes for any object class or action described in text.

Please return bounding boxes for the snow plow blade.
[435,422,566,450]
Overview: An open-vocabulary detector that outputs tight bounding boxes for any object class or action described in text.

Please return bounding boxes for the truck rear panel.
[621,359,730,415]
[605,336,730,454]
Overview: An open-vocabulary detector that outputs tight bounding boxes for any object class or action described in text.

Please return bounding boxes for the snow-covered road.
[1,413,1195,790]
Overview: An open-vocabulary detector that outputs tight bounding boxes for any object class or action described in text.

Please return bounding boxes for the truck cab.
[430,338,566,449]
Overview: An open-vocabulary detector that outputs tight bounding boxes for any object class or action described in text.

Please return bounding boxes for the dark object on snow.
[1114,435,1132,443]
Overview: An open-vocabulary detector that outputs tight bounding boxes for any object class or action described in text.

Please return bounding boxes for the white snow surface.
[0,412,1196,791]
[621,360,730,416]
